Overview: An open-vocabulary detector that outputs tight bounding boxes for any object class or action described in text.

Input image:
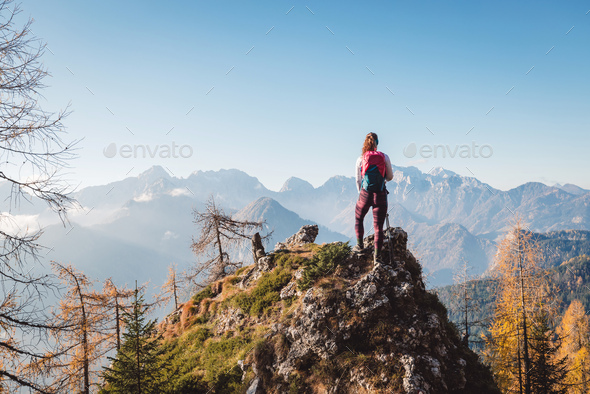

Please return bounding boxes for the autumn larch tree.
[159,263,182,310]
[557,299,590,393]
[483,219,552,394]
[0,0,78,391]
[52,263,112,394]
[452,259,479,347]
[189,196,266,287]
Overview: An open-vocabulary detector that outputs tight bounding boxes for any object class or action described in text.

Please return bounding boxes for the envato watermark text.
[403,142,493,159]
[103,142,193,159]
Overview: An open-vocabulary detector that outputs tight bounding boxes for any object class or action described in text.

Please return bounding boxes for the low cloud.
[168,188,191,197]
[163,230,178,240]
[133,192,153,202]
[0,212,41,236]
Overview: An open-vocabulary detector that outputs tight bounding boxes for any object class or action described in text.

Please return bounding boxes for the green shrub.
[422,291,448,320]
[222,252,308,316]
[170,333,248,394]
[203,336,253,381]
[155,322,263,392]
[283,295,295,309]
[186,327,211,346]
[231,267,292,316]
[251,291,281,316]
[234,266,249,275]
[273,252,306,271]
[194,314,209,325]
[298,242,351,290]
[210,368,244,394]
[192,285,214,303]
[170,374,208,393]
[289,373,307,393]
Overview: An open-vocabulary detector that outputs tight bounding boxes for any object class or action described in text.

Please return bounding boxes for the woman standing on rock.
[354,132,393,263]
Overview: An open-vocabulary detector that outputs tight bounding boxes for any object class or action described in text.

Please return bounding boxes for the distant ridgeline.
[437,229,590,348]
[533,230,590,267]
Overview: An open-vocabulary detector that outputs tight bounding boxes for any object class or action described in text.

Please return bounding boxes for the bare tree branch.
[0,1,79,391]
[186,195,268,290]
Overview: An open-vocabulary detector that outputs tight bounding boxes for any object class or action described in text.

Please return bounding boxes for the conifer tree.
[101,286,169,394]
[529,311,568,394]
[557,300,590,393]
[103,279,135,352]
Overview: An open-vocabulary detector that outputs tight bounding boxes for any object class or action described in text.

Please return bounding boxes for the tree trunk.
[215,218,224,274]
[115,294,121,352]
[251,232,265,263]
[463,283,469,344]
[517,325,523,394]
[518,236,531,394]
[135,299,141,394]
[73,275,90,394]
[172,272,178,310]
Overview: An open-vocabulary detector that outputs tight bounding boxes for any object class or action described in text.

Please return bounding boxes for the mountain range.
[2,165,588,289]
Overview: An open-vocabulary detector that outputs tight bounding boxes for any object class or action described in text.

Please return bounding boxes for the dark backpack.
[361,151,386,192]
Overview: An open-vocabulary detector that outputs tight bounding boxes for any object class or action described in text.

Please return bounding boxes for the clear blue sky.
[20,0,590,191]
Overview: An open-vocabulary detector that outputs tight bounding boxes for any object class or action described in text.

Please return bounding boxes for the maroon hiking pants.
[355,189,387,252]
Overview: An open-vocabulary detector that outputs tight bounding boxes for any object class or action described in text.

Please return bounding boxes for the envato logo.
[403,141,493,159]
[103,142,193,159]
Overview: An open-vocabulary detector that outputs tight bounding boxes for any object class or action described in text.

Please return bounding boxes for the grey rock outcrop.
[247,228,498,393]
[168,225,499,393]
[275,224,319,250]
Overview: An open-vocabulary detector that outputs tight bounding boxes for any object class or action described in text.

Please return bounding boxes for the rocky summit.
[159,226,499,393]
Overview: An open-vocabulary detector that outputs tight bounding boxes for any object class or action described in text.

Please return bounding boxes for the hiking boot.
[373,249,383,266]
[351,244,364,254]
[352,239,365,254]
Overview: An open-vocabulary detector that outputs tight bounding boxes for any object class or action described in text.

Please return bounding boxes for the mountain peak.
[320,175,355,188]
[234,197,301,226]
[510,181,552,194]
[428,166,457,178]
[137,165,171,181]
[556,183,589,196]
[240,196,283,213]
[159,227,498,392]
[279,177,314,193]
[187,169,266,189]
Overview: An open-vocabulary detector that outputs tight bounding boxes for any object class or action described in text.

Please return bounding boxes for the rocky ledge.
[160,226,499,394]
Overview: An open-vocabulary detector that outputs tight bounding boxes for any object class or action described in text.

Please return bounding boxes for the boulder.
[275,224,319,250]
